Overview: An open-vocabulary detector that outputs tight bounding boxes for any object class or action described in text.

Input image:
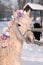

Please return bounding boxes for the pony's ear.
[13,11,17,19]
[27,10,30,16]
[24,9,30,16]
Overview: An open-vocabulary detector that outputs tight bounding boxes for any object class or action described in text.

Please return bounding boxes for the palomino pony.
[0,10,34,65]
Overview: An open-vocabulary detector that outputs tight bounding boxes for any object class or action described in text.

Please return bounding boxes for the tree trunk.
[18,0,26,9]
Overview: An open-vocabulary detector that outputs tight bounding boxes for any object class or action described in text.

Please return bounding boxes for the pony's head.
[8,10,34,43]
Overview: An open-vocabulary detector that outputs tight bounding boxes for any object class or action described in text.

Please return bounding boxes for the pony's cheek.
[19,27,26,35]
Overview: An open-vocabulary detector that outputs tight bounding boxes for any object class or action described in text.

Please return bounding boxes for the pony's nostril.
[27,37,31,42]
[18,24,21,27]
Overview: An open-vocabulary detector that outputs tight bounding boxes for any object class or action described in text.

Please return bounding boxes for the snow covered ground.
[21,42,43,65]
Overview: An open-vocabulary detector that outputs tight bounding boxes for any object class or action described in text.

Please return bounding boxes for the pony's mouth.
[25,36,32,43]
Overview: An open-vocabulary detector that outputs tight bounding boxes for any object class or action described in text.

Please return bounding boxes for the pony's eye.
[18,23,21,27]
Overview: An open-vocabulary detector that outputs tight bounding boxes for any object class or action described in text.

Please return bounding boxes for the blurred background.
[0,0,43,20]
[0,0,43,65]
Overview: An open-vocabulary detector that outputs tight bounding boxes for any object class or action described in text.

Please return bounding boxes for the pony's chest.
[0,38,21,65]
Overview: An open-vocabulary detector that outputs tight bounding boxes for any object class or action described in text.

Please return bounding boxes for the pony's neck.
[9,23,23,53]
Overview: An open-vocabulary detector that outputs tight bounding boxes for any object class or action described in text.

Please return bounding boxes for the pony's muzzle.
[24,31,34,43]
